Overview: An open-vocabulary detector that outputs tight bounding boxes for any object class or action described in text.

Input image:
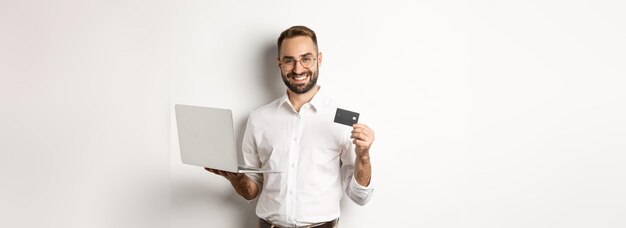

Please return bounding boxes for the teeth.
[294,76,307,80]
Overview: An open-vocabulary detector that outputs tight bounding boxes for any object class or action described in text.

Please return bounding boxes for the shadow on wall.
[231,42,283,228]
[236,41,283,168]
[260,41,284,102]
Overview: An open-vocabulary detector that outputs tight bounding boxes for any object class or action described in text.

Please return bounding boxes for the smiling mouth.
[290,74,309,83]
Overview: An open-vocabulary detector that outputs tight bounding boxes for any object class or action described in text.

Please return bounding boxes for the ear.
[277,57,282,69]
[317,52,323,67]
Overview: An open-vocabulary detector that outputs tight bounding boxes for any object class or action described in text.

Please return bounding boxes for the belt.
[259,218,338,228]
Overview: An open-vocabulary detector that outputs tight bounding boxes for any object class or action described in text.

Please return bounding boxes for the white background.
[0,1,171,227]
[2,0,625,227]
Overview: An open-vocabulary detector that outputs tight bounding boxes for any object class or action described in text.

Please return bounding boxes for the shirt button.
[293,137,297,142]
[291,163,295,168]
[289,191,293,195]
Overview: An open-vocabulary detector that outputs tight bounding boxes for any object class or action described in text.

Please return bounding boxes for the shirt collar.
[277,86,327,112]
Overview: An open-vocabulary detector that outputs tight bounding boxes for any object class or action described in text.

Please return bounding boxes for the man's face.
[278,36,322,94]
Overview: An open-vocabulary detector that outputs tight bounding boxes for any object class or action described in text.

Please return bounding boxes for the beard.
[281,67,319,94]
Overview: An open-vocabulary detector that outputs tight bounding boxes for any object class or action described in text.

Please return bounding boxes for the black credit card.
[334,108,359,126]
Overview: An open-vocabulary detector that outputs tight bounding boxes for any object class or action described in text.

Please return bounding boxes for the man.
[206,25,375,228]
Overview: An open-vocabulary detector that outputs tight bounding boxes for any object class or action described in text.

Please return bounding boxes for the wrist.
[357,152,370,161]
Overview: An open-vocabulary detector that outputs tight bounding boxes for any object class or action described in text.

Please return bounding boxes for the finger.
[353,138,368,147]
[219,170,237,178]
[224,172,234,178]
[353,138,372,147]
[351,132,370,141]
[359,125,373,135]
[351,128,369,136]
[351,125,363,133]
[205,168,217,174]
[358,128,374,140]
[360,124,374,135]
[217,170,229,177]
[352,123,370,130]
[352,124,373,137]
[210,170,224,177]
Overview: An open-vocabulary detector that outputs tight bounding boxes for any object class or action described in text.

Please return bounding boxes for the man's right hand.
[204,167,244,183]
[204,167,260,200]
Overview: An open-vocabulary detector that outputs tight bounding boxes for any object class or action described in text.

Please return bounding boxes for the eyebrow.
[282,52,314,59]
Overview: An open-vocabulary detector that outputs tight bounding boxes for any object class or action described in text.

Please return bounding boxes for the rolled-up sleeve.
[340,140,375,206]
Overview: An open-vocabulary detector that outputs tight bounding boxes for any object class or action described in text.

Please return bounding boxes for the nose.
[292,60,305,74]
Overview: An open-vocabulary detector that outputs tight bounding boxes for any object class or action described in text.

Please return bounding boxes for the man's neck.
[287,85,320,113]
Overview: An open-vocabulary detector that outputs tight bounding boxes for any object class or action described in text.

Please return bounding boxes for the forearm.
[229,175,260,200]
[354,153,371,187]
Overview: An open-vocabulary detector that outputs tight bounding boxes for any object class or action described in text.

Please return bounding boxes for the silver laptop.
[175,104,280,173]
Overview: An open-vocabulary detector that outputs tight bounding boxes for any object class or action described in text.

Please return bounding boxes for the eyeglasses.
[280,56,317,70]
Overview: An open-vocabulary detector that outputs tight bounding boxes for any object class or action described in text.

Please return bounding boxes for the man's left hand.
[351,123,375,157]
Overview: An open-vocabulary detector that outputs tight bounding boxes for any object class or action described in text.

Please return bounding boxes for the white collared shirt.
[242,88,374,227]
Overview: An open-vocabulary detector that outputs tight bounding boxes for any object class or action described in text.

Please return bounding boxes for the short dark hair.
[277,25,318,55]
